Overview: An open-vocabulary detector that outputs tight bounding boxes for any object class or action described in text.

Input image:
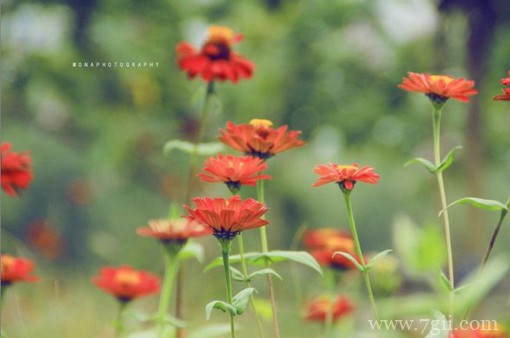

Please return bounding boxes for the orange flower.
[218,119,305,159]
[92,265,160,303]
[399,72,478,104]
[1,254,39,286]
[198,154,271,193]
[494,71,510,101]
[137,218,211,243]
[304,295,354,323]
[312,163,380,192]
[176,26,254,83]
[184,195,269,240]
[450,324,507,338]
[26,220,65,260]
[1,142,33,197]
[303,229,359,270]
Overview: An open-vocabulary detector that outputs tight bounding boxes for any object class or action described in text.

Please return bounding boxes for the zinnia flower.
[184,195,269,240]
[1,254,38,286]
[450,324,507,338]
[303,229,359,270]
[304,295,354,323]
[399,72,478,105]
[176,25,254,83]
[218,119,305,159]
[494,71,510,101]
[137,218,211,243]
[1,142,33,197]
[92,265,160,303]
[198,154,271,193]
[312,163,380,192]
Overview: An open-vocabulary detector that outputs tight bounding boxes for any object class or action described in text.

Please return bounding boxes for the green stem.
[115,301,128,338]
[481,199,510,268]
[343,194,379,322]
[157,251,180,338]
[432,107,455,320]
[220,240,236,338]
[256,179,280,338]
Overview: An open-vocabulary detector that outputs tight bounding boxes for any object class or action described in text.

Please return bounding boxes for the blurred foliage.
[2,0,510,336]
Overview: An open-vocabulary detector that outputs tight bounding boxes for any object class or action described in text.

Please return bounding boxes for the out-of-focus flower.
[494,71,510,101]
[218,119,305,160]
[450,324,507,338]
[312,163,379,192]
[1,142,33,197]
[66,179,94,206]
[26,220,64,260]
[176,25,254,83]
[1,254,39,286]
[137,218,211,244]
[198,154,271,193]
[399,72,477,105]
[92,265,160,303]
[304,295,354,323]
[303,228,359,271]
[184,196,269,240]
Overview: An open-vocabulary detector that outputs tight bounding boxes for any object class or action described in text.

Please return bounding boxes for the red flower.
[218,119,305,159]
[450,325,507,338]
[399,72,478,104]
[92,265,160,303]
[26,220,65,260]
[198,154,271,192]
[184,195,269,240]
[1,254,39,286]
[494,71,510,101]
[1,142,33,197]
[304,295,354,323]
[312,163,380,191]
[137,218,211,243]
[176,25,254,83]
[303,229,359,270]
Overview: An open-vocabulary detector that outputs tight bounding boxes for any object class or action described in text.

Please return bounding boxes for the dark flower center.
[213,230,240,241]
[426,93,448,106]
[203,43,231,61]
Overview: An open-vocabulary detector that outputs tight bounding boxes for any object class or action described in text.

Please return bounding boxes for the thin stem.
[256,179,280,338]
[158,251,179,338]
[343,194,380,322]
[115,301,128,338]
[220,240,236,338]
[432,107,455,320]
[481,199,510,268]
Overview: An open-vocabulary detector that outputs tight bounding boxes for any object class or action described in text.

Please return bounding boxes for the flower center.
[336,165,356,171]
[249,119,273,128]
[429,75,454,84]
[1,255,14,275]
[116,270,140,285]
[206,26,234,45]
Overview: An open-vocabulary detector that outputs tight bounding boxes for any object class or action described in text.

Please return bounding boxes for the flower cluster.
[303,228,359,270]
[494,71,510,101]
[304,295,354,323]
[1,142,33,197]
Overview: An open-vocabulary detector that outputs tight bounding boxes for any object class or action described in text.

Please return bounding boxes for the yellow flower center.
[336,165,356,171]
[429,75,454,84]
[116,270,140,285]
[206,26,234,45]
[1,255,14,274]
[249,119,273,128]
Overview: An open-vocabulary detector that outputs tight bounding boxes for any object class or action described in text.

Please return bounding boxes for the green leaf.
[230,266,246,282]
[404,157,436,173]
[205,300,237,320]
[205,251,322,275]
[438,271,453,292]
[247,268,283,282]
[436,146,462,173]
[252,298,273,321]
[366,249,393,270]
[232,287,257,315]
[179,240,205,263]
[163,139,224,157]
[440,197,509,216]
[333,251,364,272]
[189,325,233,338]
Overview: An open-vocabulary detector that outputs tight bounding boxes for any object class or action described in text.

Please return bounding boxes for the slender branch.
[220,240,236,338]
[481,199,510,267]
[158,251,179,338]
[115,301,128,338]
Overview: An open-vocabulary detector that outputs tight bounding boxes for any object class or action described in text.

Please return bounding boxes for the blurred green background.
[2,0,510,337]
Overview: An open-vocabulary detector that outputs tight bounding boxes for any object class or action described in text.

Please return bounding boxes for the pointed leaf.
[205,300,236,320]
[438,271,453,292]
[230,266,246,282]
[232,288,257,315]
[440,197,509,216]
[333,251,365,272]
[366,249,393,269]
[404,157,436,173]
[179,240,205,263]
[436,146,462,173]
[247,268,283,282]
